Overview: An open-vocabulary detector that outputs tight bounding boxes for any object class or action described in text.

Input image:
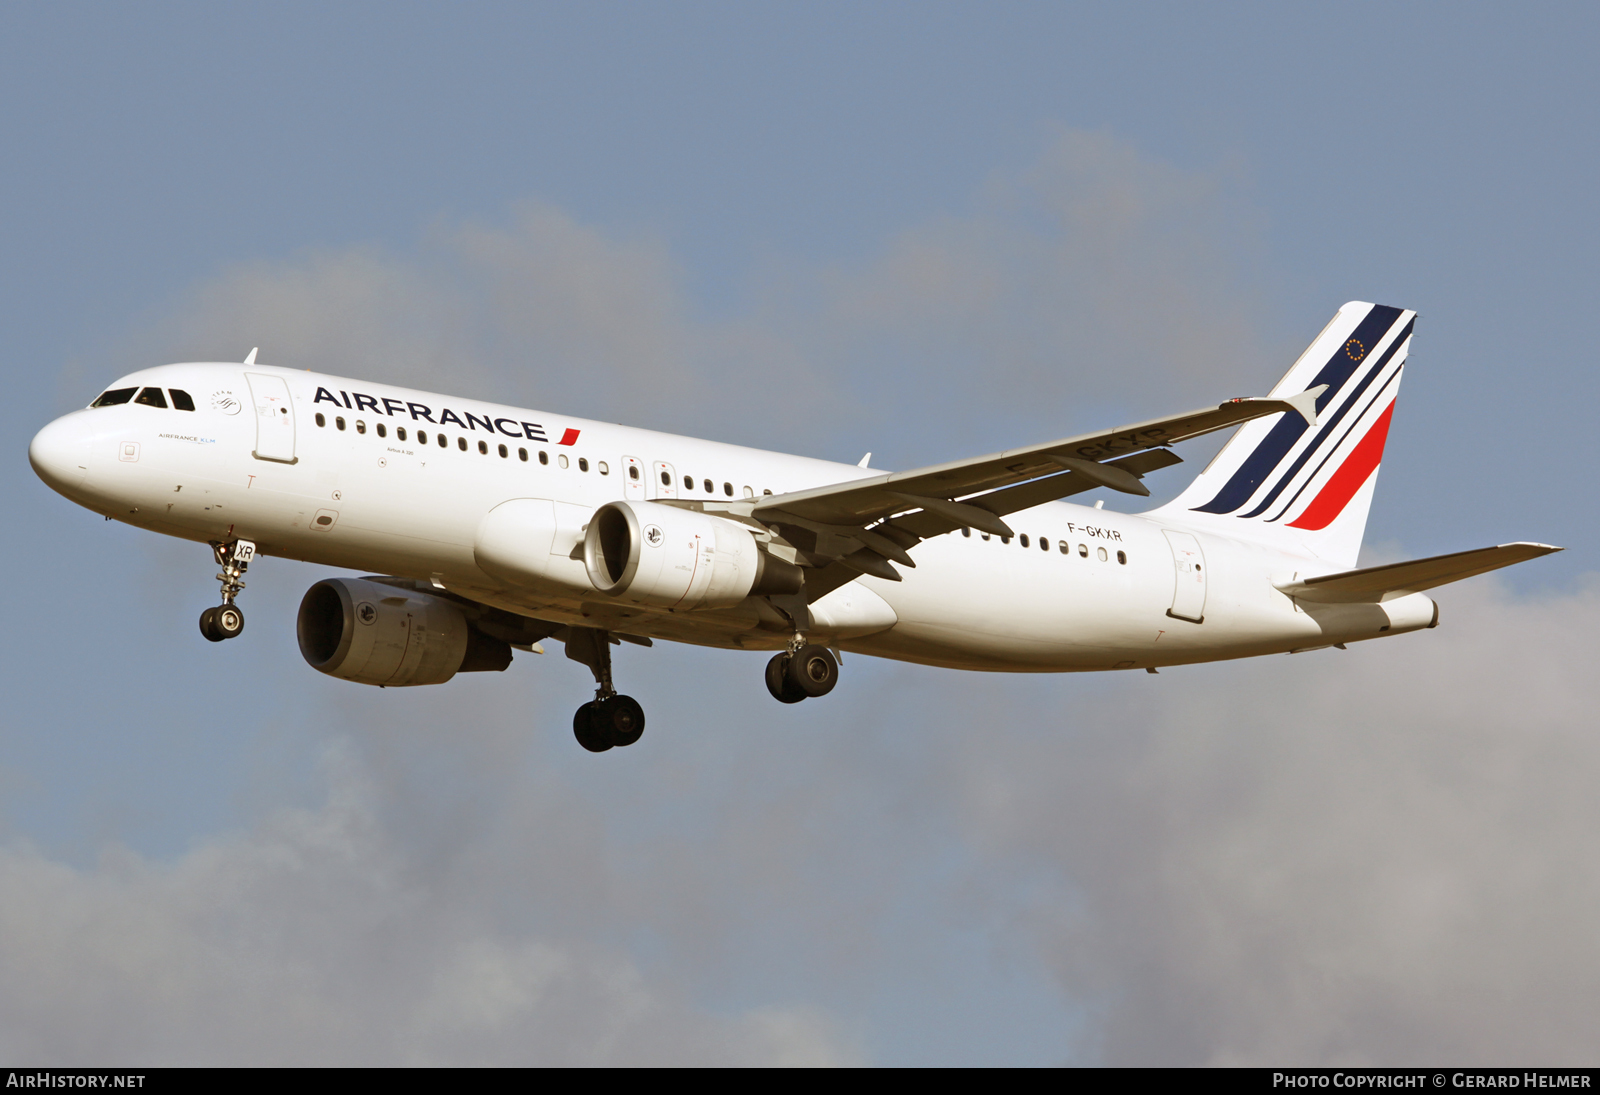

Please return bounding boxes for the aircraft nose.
[29,414,91,496]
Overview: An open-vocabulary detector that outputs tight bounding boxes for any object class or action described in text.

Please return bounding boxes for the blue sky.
[3,3,1597,1065]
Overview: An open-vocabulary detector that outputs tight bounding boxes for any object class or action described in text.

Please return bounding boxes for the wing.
[721,391,1324,596]
[1274,543,1562,603]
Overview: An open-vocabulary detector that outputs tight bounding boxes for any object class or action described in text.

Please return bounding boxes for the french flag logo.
[556,428,581,446]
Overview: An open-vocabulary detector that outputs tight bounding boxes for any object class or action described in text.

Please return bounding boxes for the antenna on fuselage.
[243,348,259,365]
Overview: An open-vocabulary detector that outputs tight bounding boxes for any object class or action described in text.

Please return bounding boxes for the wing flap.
[1275,542,1562,603]
[885,448,1185,540]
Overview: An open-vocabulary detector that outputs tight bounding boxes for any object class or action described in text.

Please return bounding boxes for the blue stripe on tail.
[1192,305,1404,516]
[1236,317,1413,519]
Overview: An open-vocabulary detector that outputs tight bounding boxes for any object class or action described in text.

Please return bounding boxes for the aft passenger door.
[1162,529,1207,623]
[246,373,297,464]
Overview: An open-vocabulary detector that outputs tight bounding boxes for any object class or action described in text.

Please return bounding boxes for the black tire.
[596,695,646,747]
[573,701,613,752]
[213,603,245,640]
[787,644,838,698]
[765,653,807,704]
[199,606,224,643]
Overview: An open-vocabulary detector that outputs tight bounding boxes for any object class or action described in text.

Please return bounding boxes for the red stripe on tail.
[1286,402,1395,531]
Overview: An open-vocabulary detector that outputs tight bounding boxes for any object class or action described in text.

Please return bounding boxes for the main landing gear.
[564,627,646,753]
[199,539,255,643]
[765,640,839,704]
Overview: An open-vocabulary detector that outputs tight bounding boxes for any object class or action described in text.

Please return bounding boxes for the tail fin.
[1153,302,1416,567]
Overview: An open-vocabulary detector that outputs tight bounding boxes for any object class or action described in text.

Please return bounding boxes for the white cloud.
[0,740,858,1066]
[949,576,1600,1065]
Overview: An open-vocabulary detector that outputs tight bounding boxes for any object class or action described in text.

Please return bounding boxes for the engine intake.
[583,500,802,610]
[297,577,511,687]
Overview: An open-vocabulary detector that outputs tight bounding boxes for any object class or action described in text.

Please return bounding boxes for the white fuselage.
[29,363,1437,674]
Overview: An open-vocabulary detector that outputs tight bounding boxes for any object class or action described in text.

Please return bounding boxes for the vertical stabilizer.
[1152,302,1415,567]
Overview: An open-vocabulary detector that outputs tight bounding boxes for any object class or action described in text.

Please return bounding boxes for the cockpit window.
[91,387,137,408]
[169,389,196,411]
[134,387,168,408]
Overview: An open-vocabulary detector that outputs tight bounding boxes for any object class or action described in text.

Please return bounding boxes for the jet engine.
[583,500,803,610]
[297,577,512,686]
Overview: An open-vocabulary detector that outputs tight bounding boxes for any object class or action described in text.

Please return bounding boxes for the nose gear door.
[245,373,297,464]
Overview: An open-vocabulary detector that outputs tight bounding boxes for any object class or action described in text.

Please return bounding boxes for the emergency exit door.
[650,461,677,500]
[622,456,645,500]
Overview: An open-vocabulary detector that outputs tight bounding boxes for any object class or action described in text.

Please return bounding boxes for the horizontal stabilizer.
[1275,542,1562,603]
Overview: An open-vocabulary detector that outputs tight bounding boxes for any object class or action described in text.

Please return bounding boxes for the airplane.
[29,302,1559,753]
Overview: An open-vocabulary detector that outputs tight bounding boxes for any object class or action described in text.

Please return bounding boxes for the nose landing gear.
[564,627,646,752]
[199,539,255,643]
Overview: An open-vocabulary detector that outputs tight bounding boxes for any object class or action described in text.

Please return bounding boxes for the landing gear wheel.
[787,645,838,698]
[765,653,808,704]
[199,606,224,643]
[573,701,613,753]
[594,695,645,747]
[212,603,245,640]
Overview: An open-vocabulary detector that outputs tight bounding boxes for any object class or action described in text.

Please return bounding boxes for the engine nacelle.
[583,500,802,610]
[297,577,512,687]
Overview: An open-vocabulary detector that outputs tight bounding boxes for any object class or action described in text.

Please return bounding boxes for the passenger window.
[90,387,137,407]
[763,488,772,495]
[498,443,508,458]
[477,439,487,454]
[661,470,671,486]
[1000,535,1011,545]
[518,448,528,462]
[169,389,196,411]
[438,434,448,448]
[981,533,991,541]
[356,420,367,434]
[376,423,387,438]
[578,457,589,472]
[397,427,407,441]
[135,387,168,408]
[336,417,346,431]
[703,479,713,493]
[1020,534,1029,548]
[1117,550,1127,565]
[742,486,753,498]
[684,475,693,490]
[458,437,467,451]
[539,451,549,465]
[962,528,971,537]
[1041,538,1050,551]
[558,453,569,469]
[1078,544,1088,557]
[629,465,639,481]
[599,461,610,475]
[723,482,733,497]
[1097,547,1108,561]
[417,430,427,444]
[1059,542,1069,554]
[315,413,326,428]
